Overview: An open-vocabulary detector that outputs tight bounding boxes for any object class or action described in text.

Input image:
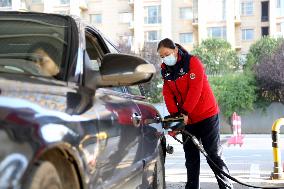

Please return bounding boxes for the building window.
[207,27,226,39]
[90,14,102,24]
[207,0,226,21]
[180,7,193,20]
[56,10,70,15]
[32,0,42,3]
[180,33,193,44]
[60,0,69,4]
[276,0,284,16]
[261,1,269,22]
[242,29,254,40]
[119,12,132,23]
[144,6,161,24]
[145,31,159,42]
[277,0,282,7]
[0,0,11,7]
[241,1,253,16]
[261,27,269,36]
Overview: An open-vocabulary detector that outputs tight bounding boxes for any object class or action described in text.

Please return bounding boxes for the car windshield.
[0,13,68,78]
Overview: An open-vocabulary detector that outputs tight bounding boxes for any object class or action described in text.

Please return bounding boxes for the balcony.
[192,18,198,27]
[235,44,241,51]
[234,15,241,25]
[261,16,269,22]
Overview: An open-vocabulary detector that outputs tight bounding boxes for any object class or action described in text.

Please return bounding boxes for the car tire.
[23,161,62,189]
[153,145,166,189]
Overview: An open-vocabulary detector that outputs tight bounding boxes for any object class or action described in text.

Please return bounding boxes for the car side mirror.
[96,53,156,88]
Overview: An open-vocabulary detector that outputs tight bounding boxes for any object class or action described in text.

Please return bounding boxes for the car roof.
[0,11,119,52]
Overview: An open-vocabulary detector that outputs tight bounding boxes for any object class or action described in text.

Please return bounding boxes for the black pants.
[182,114,233,189]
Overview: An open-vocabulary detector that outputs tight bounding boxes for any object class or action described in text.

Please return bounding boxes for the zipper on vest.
[174,80,184,111]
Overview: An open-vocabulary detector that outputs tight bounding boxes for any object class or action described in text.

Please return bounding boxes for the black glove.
[180,108,188,116]
[163,113,183,122]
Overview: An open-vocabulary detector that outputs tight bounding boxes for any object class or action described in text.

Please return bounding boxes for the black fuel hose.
[162,115,284,189]
[180,129,284,189]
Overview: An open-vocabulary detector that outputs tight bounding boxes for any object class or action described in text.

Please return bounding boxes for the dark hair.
[28,42,60,64]
[157,38,176,52]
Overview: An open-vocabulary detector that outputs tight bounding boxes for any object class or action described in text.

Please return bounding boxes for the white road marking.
[249,164,260,179]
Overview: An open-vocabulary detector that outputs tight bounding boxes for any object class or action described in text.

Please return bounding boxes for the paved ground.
[165,134,284,189]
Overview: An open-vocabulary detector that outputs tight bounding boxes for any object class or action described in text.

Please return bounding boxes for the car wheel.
[23,161,62,189]
[153,145,166,189]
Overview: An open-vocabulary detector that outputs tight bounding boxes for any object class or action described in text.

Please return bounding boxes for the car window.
[0,13,68,79]
[111,87,126,93]
[85,33,103,71]
[127,85,142,96]
[85,32,125,92]
[105,40,119,54]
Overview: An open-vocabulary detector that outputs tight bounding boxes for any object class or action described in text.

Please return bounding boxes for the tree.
[139,42,163,103]
[117,41,134,55]
[245,36,283,72]
[255,41,284,103]
[244,36,284,104]
[117,41,163,103]
[209,73,257,118]
[191,38,241,75]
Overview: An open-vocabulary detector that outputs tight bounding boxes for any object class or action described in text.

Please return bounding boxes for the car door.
[83,30,144,189]
[126,85,164,188]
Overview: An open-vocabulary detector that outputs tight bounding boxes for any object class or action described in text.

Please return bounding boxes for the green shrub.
[141,73,163,103]
[209,73,257,117]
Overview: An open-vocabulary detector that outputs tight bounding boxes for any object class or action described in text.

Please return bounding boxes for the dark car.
[0,11,166,189]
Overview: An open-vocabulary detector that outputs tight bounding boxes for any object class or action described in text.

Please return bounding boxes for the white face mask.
[163,53,177,66]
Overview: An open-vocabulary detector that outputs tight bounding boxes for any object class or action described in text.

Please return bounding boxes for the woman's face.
[34,49,59,76]
[158,46,178,59]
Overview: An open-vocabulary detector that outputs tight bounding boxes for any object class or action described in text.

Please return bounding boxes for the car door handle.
[132,112,142,127]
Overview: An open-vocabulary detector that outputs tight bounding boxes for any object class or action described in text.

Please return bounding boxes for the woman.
[28,43,60,77]
[157,38,233,189]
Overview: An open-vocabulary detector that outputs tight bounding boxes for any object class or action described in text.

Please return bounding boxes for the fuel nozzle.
[162,114,184,129]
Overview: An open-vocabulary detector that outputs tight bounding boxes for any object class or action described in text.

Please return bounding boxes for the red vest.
[161,49,219,124]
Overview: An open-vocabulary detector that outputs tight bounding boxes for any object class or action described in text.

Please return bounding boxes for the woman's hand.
[182,114,188,125]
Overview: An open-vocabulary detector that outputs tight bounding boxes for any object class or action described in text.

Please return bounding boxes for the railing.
[192,18,198,25]
[261,16,269,22]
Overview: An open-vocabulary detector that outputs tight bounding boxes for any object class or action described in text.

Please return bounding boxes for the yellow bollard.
[271,118,284,179]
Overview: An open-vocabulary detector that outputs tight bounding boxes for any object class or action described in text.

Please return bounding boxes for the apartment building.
[0,0,26,11]
[86,0,194,52]
[0,0,88,18]
[29,0,88,18]
[87,0,133,47]
[1,0,284,54]
[85,0,284,54]
[236,0,284,53]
